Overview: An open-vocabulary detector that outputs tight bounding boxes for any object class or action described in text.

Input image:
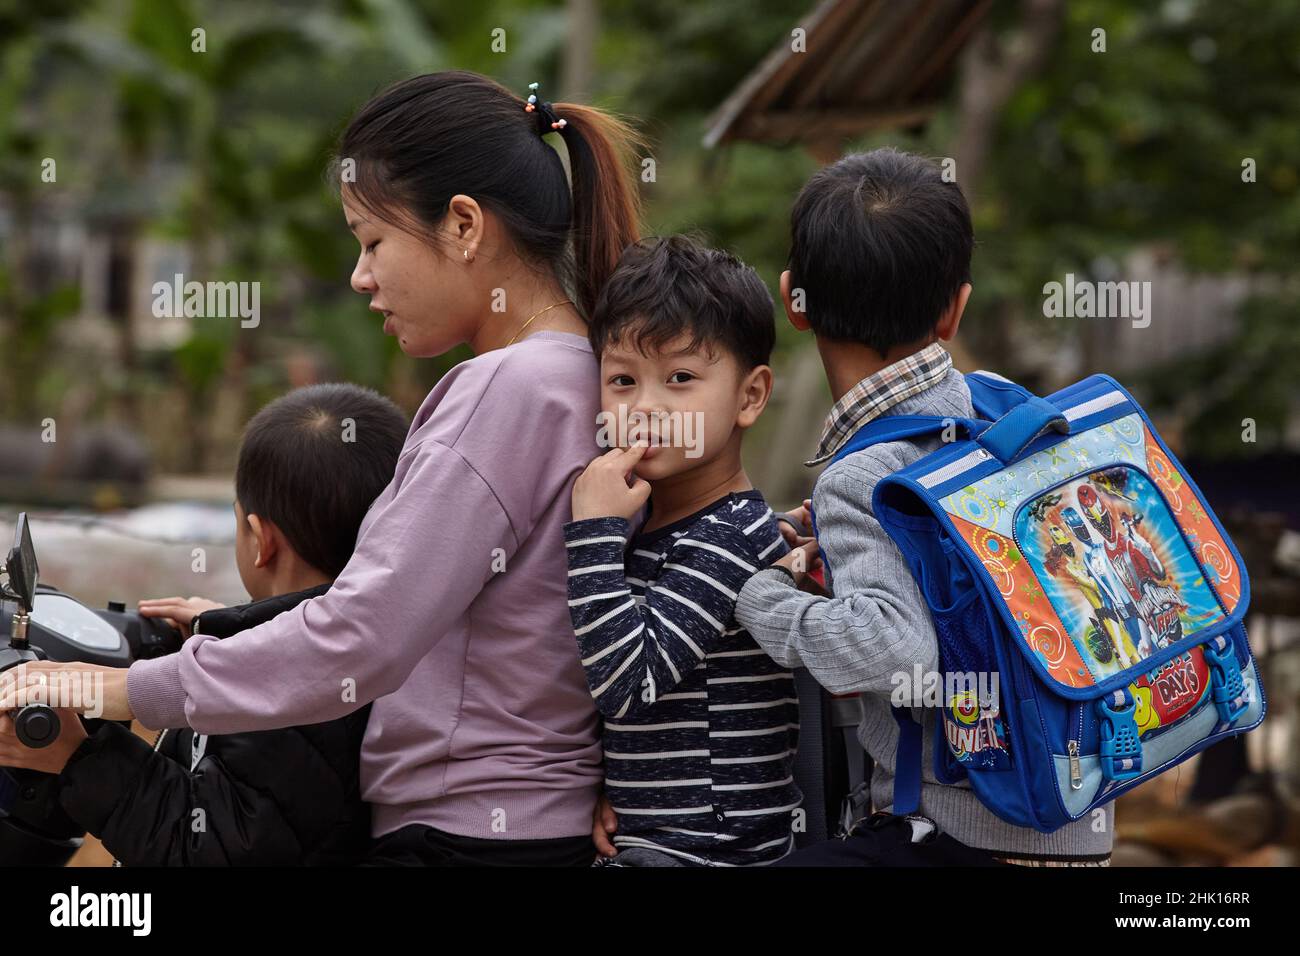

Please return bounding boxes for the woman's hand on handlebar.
[138,595,225,639]
[0,662,134,722]
[0,707,86,772]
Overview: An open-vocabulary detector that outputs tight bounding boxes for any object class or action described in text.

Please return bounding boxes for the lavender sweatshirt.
[128,331,604,841]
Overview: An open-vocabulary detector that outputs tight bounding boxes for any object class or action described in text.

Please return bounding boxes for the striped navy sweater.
[563,490,802,865]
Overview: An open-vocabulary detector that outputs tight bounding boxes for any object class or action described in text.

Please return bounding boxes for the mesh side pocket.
[932,590,993,676]
[932,593,1013,771]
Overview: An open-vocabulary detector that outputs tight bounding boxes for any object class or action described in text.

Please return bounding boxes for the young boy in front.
[563,236,800,866]
[734,148,1114,865]
[0,384,408,865]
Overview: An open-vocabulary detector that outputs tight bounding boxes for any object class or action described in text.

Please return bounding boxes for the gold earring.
[463,248,471,262]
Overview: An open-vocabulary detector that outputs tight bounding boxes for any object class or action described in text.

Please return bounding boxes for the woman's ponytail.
[551,104,644,318]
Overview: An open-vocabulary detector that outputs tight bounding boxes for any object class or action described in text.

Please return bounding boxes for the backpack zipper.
[1067,703,1084,790]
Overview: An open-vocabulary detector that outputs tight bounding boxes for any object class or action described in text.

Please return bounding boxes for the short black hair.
[788,148,973,356]
[588,235,775,370]
[235,383,407,578]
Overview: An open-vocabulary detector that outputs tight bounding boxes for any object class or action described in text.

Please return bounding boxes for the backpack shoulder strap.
[812,372,1036,827]
[828,414,987,467]
[892,709,923,817]
[827,368,1037,468]
[820,406,999,827]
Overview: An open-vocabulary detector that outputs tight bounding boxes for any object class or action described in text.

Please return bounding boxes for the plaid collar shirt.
[805,341,953,467]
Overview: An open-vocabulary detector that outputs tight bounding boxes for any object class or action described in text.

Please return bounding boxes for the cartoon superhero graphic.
[1121,512,1164,580]
[1059,504,1144,668]
[1090,467,1136,503]
[1027,492,1063,523]
[1077,482,1186,654]
[1123,511,1186,648]
[1044,523,1117,664]
[1016,463,1221,685]
[1075,484,1166,657]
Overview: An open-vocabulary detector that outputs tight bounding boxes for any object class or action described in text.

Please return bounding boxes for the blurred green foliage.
[0,0,1296,468]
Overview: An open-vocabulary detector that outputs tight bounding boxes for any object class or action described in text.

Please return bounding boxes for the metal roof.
[704,0,991,151]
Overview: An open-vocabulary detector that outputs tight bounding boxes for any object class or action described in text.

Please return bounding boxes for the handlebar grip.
[139,614,184,657]
[13,705,60,749]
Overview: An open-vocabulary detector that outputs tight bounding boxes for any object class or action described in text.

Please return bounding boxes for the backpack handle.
[976,395,1069,465]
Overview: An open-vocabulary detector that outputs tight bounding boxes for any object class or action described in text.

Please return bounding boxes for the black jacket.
[56,585,371,866]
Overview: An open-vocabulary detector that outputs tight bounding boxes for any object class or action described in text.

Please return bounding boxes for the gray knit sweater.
[735,368,1114,859]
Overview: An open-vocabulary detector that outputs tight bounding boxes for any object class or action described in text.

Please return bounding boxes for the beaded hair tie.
[524,81,567,132]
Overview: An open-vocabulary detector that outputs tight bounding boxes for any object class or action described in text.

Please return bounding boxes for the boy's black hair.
[788,148,973,357]
[235,383,407,578]
[588,235,775,370]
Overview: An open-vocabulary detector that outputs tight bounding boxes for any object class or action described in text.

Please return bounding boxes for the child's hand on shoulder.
[137,596,225,639]
[572,444,652,522]
[777,499,814,549]
[774,539,828,596]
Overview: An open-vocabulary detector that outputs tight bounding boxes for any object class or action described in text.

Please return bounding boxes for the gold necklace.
[505,300,572,347]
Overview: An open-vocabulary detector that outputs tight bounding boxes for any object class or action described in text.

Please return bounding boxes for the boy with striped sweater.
[564,236,801,866]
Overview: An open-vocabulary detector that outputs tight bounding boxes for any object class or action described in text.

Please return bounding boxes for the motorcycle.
[0,512,182,865]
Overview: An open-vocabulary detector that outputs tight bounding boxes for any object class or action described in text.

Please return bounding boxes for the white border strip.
[916,389,1130,489]
[917,448,991,488]
[1062,389,1127,422]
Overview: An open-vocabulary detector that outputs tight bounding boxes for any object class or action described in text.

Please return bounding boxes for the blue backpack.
[816,371,1265,833]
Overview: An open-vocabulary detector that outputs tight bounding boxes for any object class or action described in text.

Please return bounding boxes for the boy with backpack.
[734,148,1115,865]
